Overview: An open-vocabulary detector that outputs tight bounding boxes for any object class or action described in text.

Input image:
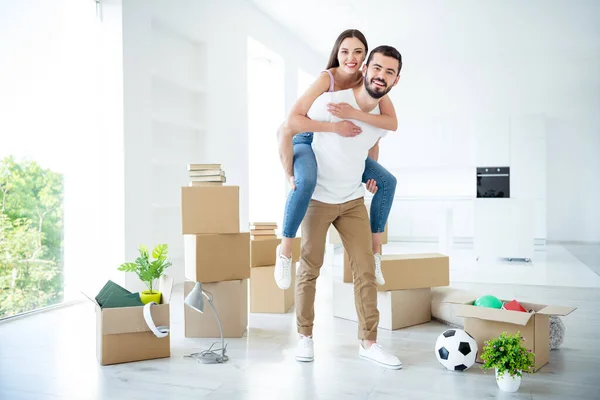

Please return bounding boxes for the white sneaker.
[296,335,314,362]
[359,342,402,369]
[374,253,385,286]
[274,244,292,290]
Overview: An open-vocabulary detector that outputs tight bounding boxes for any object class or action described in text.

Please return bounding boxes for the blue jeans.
[282,132,397,238]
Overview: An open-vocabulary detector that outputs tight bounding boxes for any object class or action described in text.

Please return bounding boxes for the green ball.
[474,295,503,309]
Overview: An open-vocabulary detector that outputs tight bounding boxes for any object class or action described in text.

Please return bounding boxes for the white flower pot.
[495,368,522,392]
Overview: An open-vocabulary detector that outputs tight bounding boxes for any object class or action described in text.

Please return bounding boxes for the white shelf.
[151,73,206,94]
[151,115,206,132]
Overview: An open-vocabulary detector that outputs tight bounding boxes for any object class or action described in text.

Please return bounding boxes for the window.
[247,37,286,226]
[0,0,106,318]
[298,68,316,98]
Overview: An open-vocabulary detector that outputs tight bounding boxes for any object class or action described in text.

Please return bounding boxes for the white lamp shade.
[184,282,205,313]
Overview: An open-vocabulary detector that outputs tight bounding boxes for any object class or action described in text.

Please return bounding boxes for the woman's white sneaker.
[274,244,292,289]
[296,335,314,362]
[374,253,385,286]
[358,342,402,369]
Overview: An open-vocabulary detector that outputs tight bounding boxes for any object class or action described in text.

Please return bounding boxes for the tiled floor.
[1,242,599,399]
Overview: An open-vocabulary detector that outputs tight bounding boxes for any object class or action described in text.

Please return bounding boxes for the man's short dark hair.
[366,45,402,75]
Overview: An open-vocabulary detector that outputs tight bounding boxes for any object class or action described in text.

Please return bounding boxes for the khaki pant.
[296,197,379,340]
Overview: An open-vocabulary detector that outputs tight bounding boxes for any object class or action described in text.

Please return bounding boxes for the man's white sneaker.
[296,335,314,362]
[374,253,385,286]
[359,342,402,369]
[274,244,292,290]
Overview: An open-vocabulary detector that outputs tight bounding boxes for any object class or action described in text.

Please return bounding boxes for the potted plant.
[118,244,171,304]
[480,331,535,392]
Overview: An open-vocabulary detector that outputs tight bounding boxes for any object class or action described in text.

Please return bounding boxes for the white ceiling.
[249,0,600,64]
[249,0,435,58]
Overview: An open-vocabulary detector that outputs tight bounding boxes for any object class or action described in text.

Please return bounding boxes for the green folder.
[95,280,144,308]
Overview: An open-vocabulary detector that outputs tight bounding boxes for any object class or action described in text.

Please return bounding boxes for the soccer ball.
[435,328,478,371]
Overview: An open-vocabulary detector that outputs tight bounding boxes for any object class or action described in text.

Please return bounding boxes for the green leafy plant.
[118,244,171,293]
[481,331,535,378]
[1,156,64,318]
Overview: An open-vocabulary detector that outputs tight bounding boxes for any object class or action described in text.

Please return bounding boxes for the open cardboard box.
[84,275,173,366]
[446,294,576,371]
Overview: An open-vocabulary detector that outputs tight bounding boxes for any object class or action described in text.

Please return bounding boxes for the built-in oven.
[477,167,510,198]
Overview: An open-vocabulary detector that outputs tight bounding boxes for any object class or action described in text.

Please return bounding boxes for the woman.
[275,29,398,290]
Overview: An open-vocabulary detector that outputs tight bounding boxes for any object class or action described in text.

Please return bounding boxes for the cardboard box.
[328,222,388,245]
[183,279,248,338]
[343,252,449,291]
[446,294,576,371]
[181,186,239,234]
[90,275,173,366]
[250,265,295,313]
[184,233,250,282]
[333,279,431,330]
[250,237,301,267]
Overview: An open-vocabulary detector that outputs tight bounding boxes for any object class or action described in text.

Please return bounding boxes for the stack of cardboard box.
[330,216,449,330]
[181,165,249,338]
[335,252,450,330]
[249,225,301,313]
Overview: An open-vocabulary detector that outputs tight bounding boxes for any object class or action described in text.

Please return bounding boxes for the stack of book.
[187,163,226,186]
[249,222,277,240]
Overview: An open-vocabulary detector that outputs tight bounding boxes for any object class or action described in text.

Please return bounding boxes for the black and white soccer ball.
[435,328,478,371]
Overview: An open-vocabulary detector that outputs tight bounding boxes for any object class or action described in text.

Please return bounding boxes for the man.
[292,46,403,369]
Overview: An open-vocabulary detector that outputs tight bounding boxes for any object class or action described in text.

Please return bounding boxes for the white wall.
[120,0,323,289]
[373,0,600,243]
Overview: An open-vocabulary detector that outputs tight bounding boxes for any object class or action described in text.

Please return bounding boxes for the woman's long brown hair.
[325,29,368,70]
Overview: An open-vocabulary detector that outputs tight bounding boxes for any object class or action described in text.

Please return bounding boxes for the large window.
[247,37,286,226]
[298,68,316,98]
[0,0,106,318]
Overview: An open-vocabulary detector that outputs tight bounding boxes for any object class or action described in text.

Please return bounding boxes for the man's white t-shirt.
[307,88,386,204]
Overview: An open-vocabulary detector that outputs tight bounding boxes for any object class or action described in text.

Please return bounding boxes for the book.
[189,175,226,182]
[188,169,224,177]
[189,182,224,187]
[188,163,221,171]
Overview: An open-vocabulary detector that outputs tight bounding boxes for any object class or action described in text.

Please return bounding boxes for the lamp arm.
[205,294,225,356]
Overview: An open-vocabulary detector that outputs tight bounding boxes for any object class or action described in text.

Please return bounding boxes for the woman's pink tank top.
[324,70,335,92]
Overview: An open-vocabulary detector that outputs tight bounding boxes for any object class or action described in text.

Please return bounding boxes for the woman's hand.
[365,179,378,194]
[288,175,296,191]
[334,121,362,137]
[327,102,357,119]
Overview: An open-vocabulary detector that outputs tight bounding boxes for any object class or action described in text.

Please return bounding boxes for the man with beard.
[294,45,403,369]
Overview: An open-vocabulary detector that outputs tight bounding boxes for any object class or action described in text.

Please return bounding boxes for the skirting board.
[388,236,548,247]
[547,240,600,245]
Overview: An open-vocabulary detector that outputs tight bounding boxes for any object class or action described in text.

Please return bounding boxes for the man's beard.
[364,74,391,99]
